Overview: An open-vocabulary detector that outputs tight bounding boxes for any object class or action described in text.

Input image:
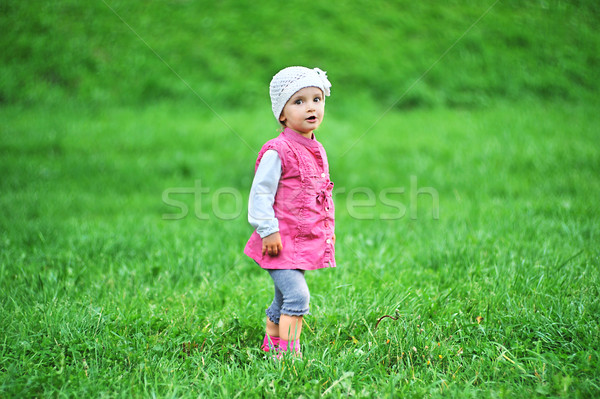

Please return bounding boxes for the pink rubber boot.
[261,334,280,352]
[277,339,301,357]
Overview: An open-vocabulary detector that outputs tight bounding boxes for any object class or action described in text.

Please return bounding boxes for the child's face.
[279,86,325,137]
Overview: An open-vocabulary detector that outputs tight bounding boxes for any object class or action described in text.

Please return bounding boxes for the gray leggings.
[265,269,310,325]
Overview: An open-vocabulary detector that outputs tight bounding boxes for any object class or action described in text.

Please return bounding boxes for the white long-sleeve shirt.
[248,150,282,238]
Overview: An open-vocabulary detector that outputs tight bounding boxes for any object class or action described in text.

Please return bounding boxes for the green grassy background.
[1,0,599,397]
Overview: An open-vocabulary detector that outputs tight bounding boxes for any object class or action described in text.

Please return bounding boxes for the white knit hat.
[269,66,332,122]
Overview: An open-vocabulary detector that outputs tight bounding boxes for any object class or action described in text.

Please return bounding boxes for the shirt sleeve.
[248,150,282,238]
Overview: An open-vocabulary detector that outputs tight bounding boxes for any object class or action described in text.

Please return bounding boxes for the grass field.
[2,0,600,397]
[2,100,599,397]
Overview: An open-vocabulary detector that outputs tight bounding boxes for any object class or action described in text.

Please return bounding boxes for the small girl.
[244,66,336,357]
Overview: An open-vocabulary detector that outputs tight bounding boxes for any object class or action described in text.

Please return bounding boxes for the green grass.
[1,99,599,397]
[1,0,599,107]
[2,0,600,397]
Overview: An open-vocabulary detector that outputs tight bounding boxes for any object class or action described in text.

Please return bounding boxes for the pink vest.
[244,128,336,270]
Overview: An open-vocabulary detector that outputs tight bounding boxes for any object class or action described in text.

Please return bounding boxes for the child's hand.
[262,232,283,256]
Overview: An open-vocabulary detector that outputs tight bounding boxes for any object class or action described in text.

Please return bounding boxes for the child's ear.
[279,116,286,125]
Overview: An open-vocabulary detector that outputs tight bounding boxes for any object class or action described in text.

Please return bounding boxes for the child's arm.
[248,150,283,256]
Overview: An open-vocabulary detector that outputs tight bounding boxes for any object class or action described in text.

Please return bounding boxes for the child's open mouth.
[306,116,317,121]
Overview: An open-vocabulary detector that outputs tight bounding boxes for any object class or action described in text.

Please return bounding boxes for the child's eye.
[313,97,321,102]
[294,99,303,105]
